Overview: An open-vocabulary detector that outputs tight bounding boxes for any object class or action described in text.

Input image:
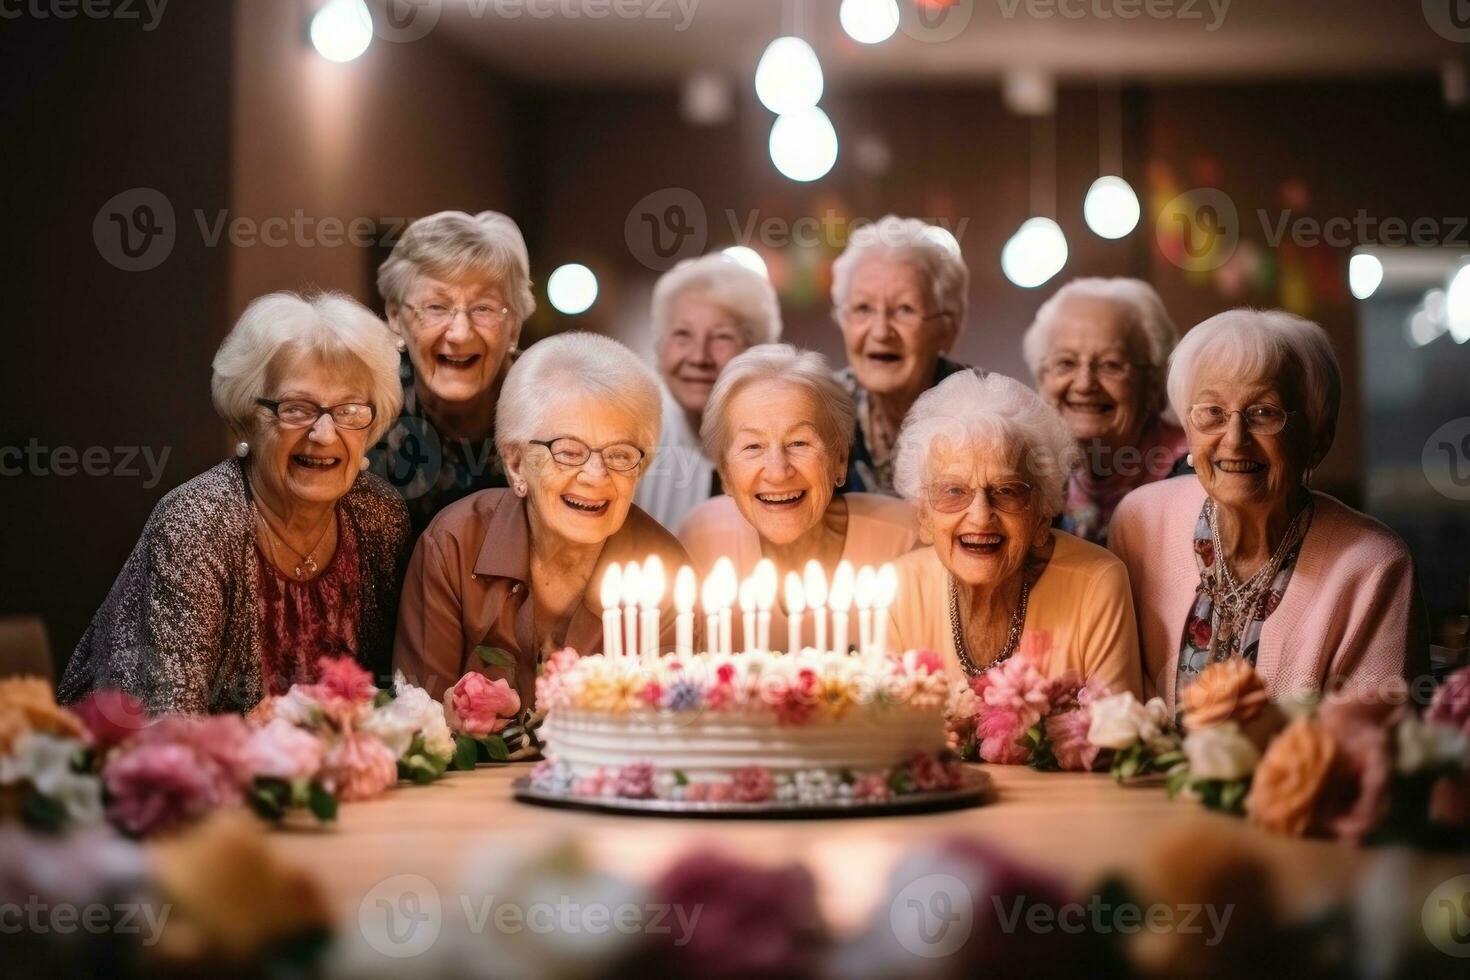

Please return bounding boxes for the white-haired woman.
[59,293,411,713]
[1110,310,1427,714]
[679,344,919,650]
[394,332,690,706]
[634,253,783,529]
[885,371,1141,696]
[1024,277,1189,545]
[831,214,974,495]
[374,210,536,534]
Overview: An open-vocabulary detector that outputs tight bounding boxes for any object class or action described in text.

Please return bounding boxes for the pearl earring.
[514,480,527,496]
[360,456,370,471]
[395,337,406,352]
[1186,452,1195,468]
[235,441,250,458]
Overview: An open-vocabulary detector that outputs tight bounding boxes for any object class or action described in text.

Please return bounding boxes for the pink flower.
[321,731,398,802]
[70,690,149,751]
[638,681,664,709]
[732,766,775,803]
[902,649,944,676]
[852,772,891,802]
[977,708,1031,765]
[443,672,521,737]
[614,763,656,799]
[128,714,253,799]
[1427,667,1470,736]
[315,656,376,704]
[245,718,326,782]
[704,782,735,803]
[767,669,818,726]
[1045,708,1101,772]
[534,648,581,707]
[907,753,959,792]
[103,743,223,837]
[573,771,609,798]
[982,658,1052,728]
[1317,698,1395,844]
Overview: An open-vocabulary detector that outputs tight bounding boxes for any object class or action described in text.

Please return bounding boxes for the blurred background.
[2,0,1468,669]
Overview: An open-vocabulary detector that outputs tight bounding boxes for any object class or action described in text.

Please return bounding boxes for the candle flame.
[753,558,778,611]
[640,554,666,608]
[784,571,806,614]
[802,559,828,607]
[711,556,738,608]
[828,560,855,610]
[738,576,756,612]
[853,565,876,609]
[674,565,697,613]
[600,562,623,609]
[620,560,643,607]
[701,570,721,614]
[876,562,899,607]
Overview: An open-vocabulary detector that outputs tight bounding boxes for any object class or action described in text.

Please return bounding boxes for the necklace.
[1203,497,1312,657]
[947,572,1032,677]
[250,495,335,581]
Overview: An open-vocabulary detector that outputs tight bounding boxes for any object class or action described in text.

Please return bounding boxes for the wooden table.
[266,763,1465,936]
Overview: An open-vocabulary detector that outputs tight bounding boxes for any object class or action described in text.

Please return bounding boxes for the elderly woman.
[634,253,783,529]
[394,332,690,706]
[831,215,974,495]
[1024,277,1189,545]
[59,292,410,713]
[885,371,1142,696]
[679,344,919,649]
[374,210,536,535]
[1111,310,1428,713]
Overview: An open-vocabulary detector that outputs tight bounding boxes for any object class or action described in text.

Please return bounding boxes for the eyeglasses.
[402,301,511,330]
[1188,404,1293,436]
[838,302,952,331]
[529,437,645,473]
[1040,354,1141,382]
[256,398,376,431]
[925,480,1035,515]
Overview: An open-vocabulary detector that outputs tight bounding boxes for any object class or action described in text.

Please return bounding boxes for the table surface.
[264,763,1465,934]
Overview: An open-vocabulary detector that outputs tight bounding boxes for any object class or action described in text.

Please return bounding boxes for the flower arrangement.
[443,662,525,769]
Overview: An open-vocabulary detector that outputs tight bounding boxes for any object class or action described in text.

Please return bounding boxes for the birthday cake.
[528,648,961,806]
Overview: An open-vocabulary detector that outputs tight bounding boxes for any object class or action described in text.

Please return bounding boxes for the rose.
[69,690,149,750]
[443,672,521,737]
[244,719,325,783]
[1425,667,1470,736]
[1181,658,1267,732]
[1087,692,1157,750]
[362,674,454,762]
[321,731,398,802]
[104,743,223,837]
[1183,722,1260,782]
[1246,717,1336,836]
[977,708,1030,765]
[1045,708,1101,772]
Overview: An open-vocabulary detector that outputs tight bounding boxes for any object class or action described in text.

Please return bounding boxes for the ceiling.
[424,0,1468,86]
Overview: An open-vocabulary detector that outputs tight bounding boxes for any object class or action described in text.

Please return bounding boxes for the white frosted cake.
[529,649,960,805]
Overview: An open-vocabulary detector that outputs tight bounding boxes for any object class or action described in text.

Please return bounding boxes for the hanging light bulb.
[839,0,900,44]
[722,246,769,278]
[769,106,839,183]
[1348,253,1384,301]
[310,0,372,63]
[1001,217,1068,289]
[547,263,598,315]
[1083,175,1140,239]
[1447,263,1470,343]
[754,36,824,115]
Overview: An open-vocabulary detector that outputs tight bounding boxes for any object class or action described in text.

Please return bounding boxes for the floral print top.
[1176,500,1310,698]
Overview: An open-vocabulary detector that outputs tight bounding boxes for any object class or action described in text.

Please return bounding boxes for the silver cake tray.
[512,768,993,819]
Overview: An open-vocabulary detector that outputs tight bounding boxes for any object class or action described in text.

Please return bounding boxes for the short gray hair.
[652,254,782,349]
[1022,277,1178,377]
[700,344,855,470]
[211,291,403,445]
[830,215,971,336]
[377,210,536,326]
[1167,308,1342,447]
[496,332,661,465]
[894,371,1078,519]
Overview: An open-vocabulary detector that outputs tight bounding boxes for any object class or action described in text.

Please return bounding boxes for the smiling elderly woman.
[884,371,1142,696]
[832,215,974,495]
[59,292,410,713]
[393,332,690,707]
[678,344,919,649]
[634,253,783,529]
[1110,310,1428,713]
[374,210,536,534]
[1024,277,1188,545]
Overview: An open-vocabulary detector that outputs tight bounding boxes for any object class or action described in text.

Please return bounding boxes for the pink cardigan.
[1109,477,1428,714]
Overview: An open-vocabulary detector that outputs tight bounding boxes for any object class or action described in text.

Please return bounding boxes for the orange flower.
[0,676,85,754]
[1246,717,1336,836]
[1181,658,1267,732]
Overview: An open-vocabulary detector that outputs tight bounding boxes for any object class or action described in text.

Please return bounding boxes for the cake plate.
[512,768,992,819]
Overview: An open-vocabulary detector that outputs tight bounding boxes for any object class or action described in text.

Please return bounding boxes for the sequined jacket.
[59,459,411,714]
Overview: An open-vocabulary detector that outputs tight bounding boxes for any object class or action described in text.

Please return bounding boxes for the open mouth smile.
[436,353,482,370]
[754,489,806,509]
[1214,459,1266,474]
[291,454,340,471]
[1064,400,1114,415]
[562,494,610,515]
[957,532,1004,556]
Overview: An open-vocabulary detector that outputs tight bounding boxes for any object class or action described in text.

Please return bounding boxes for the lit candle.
[600,562,623,659]
[620,560,642,661]
[739,577,757,656]
[874,562,898,657]
[854,565,876,656]
[674,565,696,657]
[803,560,828,656]
[784,571,806,654]
[639,555,665,659]
[753,558,777,654]
[828,560,854,655]
[701,572,720,656]
[712,557,737,658]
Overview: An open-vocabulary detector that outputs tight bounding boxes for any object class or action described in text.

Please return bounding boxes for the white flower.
[1183,722,1260,782]
[275,686,324,728]
[245,718,326,782]
[0,734,103,824]
[1396,716,1470,775]
[945,684,979,722]
[1087,692,1151,749]
[361,674,454,761]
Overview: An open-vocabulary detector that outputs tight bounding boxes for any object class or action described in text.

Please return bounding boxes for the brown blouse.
[393,489,692,708]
